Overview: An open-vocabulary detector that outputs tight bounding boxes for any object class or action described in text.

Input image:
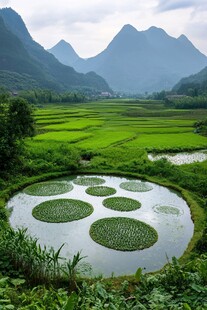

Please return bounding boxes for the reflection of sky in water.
[148,150,207,165]
[7,175,194,277]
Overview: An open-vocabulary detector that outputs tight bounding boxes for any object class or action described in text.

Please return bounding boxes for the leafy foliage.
[90,217,158,251]
[0,97,34,173]
[32,199,94,223]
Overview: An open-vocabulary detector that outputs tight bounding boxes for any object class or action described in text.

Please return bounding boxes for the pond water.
[7,175,194,277]
[148,150,207,165]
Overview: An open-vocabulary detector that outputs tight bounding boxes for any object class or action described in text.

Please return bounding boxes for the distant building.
[166,95,187,100]
[100,92,112,98]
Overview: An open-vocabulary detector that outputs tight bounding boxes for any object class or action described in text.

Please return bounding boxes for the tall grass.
[0,228,84,287]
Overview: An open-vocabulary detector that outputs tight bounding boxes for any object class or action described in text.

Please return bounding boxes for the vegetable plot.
[32,199,93,222]
[120,181,153,192]
[90,217,158,251]
[24,181,73,196]
[86,186,116,197]
[103,197,141,212]
[73,177,105,186]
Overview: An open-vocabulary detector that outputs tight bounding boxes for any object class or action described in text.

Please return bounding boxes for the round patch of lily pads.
[90,217,158,251]
[24,181,73,196]
[103,197,141,212]
[120,181,153,192]
[73,177,105,186]
[153,205,183,216]
[32,199,93,223]
[86,186,116,197]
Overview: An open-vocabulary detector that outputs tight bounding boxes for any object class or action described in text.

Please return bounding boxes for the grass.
[32,199,93,223]
[85,186,116,197]
[120,181,153,192]
[89,217,158,251]
[73,177,105,186]
[102,197,141,212]
[24,181,73,196]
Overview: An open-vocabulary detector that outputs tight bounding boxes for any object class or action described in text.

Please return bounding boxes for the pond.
[148,150,207,165]
[7,175,194,277]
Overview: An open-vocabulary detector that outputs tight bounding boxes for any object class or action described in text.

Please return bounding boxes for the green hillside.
[0,8,111,92]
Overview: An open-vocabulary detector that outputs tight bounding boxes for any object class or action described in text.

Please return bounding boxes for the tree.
[0,97,35,173]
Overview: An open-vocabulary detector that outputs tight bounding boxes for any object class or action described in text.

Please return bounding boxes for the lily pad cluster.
[90,217,158,251]
[32,199,93,223]
[24,181,73,196]
[153,205,183,216]
[73,177,105,186]
[120,181,153,192]
[103,197,141,212]
[28,176,159,252]
[86,186,116,197]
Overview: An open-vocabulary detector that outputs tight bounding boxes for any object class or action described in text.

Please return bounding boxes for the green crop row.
[43,119,104,131]
[34,131,92,142]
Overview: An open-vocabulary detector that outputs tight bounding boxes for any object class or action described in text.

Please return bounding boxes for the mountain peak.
[121,24,138,33]
[0,7,33,43]
[145,26,169,38]
[48,39,80,66]
[58,39,69,46]
[52,39,73,49]
[177,34,191,44]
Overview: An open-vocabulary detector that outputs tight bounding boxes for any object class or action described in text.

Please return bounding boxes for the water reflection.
[148,150,207,165]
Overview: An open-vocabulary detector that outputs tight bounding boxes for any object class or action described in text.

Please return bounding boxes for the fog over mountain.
[0,8,111,92]
[50,24,207,93]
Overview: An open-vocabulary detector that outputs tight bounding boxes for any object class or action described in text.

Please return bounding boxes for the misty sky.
[0,0,206,58]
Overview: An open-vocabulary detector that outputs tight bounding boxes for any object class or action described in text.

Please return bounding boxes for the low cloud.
[24,0,148,31]
[0,0,11,7]
[156,0,206,12]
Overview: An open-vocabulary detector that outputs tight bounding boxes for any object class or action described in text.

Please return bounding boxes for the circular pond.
[7,175,194,277]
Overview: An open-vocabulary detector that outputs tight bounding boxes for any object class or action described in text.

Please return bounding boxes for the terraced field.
[31,100,207,152]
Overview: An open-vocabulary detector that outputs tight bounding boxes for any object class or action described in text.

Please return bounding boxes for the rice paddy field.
[29,100,207,153]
